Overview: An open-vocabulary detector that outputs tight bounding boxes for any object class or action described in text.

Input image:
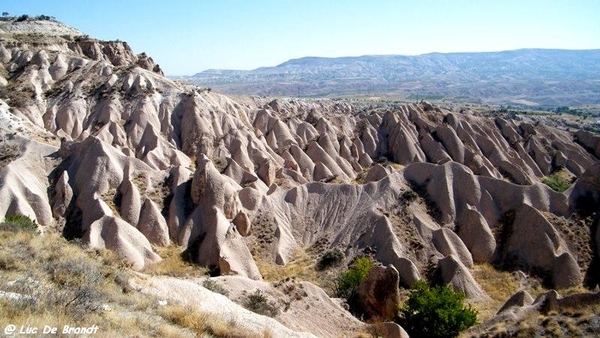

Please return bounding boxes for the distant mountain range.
[179,49,600,106]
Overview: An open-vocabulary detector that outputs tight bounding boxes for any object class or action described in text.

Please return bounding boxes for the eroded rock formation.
[1,19,599,318]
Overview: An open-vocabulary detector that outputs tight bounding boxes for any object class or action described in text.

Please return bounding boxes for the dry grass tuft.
[143,245,208,277]
[470,263,522,322]
[389,163,405,170]
[255,248,319,283]
[468,263,600,337]
[254,248,342,296]
[158,304,211,333]
[0,224,254,337]
[0,229,136,333]
[158,304,267,338]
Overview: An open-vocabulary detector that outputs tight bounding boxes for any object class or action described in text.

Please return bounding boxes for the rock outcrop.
[1,18,600,337]
[435,255,489,301]
[354,265,401,320]
[496,290,535,315]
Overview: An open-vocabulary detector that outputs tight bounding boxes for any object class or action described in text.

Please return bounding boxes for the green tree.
[337,256,373,299]
[397,281,477,338]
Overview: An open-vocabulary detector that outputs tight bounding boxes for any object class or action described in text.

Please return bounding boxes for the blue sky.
[4,1,599,75]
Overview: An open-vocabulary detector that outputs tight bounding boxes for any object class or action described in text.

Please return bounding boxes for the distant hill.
[181,49,600,106]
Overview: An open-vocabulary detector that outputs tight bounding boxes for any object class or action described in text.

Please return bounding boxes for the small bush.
[542,173,571,193]
[376,156,388,164]
[402,189,418,203]
[35,15,55,21]
[396,281,478,338]
[337,256,373,299]
[42,257,105,317]
[317,249,345,270]
[44,258,103,288]
[1,214,38,233]
[243,290,278,317]
[202,279,229,297]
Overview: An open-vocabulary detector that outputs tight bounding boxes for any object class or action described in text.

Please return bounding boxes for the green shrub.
[337,256,373,299]
[376,156,388,164]
[402,189,418,203]
[542,173,571,192]
[396,281,477,338]
[243,290,278,317]
[317,249,345,270]
[1,214,39,233]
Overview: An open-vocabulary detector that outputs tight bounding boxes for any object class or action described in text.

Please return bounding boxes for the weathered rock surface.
[497,290,534,315]
[1,19,600,337]
[130,275,318,338]
[209,275,369,338]
[137,199,170,246]
[499,204,582,288]
[85,215,161,270]
[436,254,489,300]
[468,288,600,336]
[569,163,600,215]
[354,265,401,321]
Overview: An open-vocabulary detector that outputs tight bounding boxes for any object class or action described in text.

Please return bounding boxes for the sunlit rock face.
[0,18,598,294]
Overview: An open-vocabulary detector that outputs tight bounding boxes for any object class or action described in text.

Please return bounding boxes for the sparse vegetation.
[469,306,600,338]
[0,223,132,334]
[542,172,572,192]
[202,279,229,297]
[376,156,389,164]
[254,248,318,282]
[0,85,36,108]
[317,248,345,270]
[0,217,262,337]
[0,143,22,169]
[1,214,38,233]
[470,264,523,322]
[469,263,599,336]
[158,303,269,337]
[243,290,279,317]
[337,256,373,299]
[402,189,418,203]
[15,14,29,22]
[143,245,208,277]
[396,280,477,338]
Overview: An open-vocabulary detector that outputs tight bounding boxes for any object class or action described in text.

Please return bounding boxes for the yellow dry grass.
[469,263,599,337]
[159,304,272,338]
[142,245,208,277]
[255,248,319,283]
[470,263,522,322]
[254,247,342,296]
[389,163,405,170]
[0,225,256,337]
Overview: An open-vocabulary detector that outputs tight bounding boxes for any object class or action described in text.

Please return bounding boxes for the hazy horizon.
[197,47,600,73]
[4,0,600,75]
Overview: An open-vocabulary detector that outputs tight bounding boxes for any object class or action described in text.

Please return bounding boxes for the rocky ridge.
[1,18,600,337]
[184,49,600,106]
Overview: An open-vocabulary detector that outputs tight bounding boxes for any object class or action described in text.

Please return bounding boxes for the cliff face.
[1,19,600,336]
